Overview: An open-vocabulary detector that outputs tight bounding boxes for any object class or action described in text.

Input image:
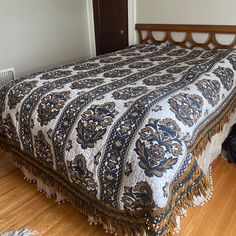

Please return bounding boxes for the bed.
[1,24,236,236]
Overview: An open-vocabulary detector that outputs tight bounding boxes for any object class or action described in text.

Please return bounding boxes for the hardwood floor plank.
[0,156,236,235]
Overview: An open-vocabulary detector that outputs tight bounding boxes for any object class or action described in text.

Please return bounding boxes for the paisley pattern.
[0,43,235,236]
[213,66,234,91]
[112,86,149,100]
[196,79,221,106]
[168,93,204,127]
[8,81,38,109]
[37,91,71,126]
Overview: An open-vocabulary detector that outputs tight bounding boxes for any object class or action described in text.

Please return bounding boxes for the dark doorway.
[93,0,129,55]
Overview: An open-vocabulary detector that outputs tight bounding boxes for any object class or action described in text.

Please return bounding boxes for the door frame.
[87,0,136,57]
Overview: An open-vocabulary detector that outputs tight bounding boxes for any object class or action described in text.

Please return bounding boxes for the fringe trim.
[154,167,212,235]
[0,141,213,236]
[188,95,236,158]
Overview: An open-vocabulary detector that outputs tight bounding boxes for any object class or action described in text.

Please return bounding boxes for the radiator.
[0,68,15,87]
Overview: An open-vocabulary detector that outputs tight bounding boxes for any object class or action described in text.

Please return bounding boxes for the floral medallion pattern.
[186,59,208,65]
[167,49,188,56]
[213,66,234,91]
[149,56,172,62]
[67,154,98,196]
[201,51,218,58]
[128,62,154,69]
[112,86,149,100]
[121,181,155,210]
[73,63,99,71]
[3,114,20,145]
[103,69,132,78]
[70,78,105,90]
[100,57,122,63]
[168,93,204,127]
[139,46,159,52]
[37,91,71,126]
[196,79,221,106]
[34,131,54,166]
[8,81,38,109]
[119,52,141,57]
[40,70,72,80]
[135,118,181,177]
[1,43,235,235]
[124,162,132,177]
[228,54,236,70]
[166,66,189,74]
[76,102,118,149]
[143,74,175,86]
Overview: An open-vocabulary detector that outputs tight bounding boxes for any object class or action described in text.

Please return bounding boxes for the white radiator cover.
[0,68,15,87]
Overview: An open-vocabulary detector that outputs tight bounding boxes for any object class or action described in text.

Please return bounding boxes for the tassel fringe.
[0,140,214,236]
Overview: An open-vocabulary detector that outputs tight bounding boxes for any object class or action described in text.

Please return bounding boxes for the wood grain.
[135,24,236,49]
[0,155,236,236]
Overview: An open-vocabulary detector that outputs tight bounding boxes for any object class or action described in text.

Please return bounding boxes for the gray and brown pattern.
[73,63,99,71]
[67,154,98,196]
[143,74,175,86]
[40,70,72,80]
[1,43,234,235]
[34,131,54,166]
[104,69,132,78]
[3,114,20,145]
[166,66,189,74]
[8,81,38,109]
[196,79,221,106]
[121,181,155,210]
[135,118,181,178]
[169,93,204,127]
[70,78,105,90]
[76,102,118,149]
[213,66,234,91]
[112,86,149,100]
[37,91,71,126]
[128,62,154,69]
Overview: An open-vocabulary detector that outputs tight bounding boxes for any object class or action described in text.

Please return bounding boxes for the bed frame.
[135,24,236,49]
[1,23,236,236]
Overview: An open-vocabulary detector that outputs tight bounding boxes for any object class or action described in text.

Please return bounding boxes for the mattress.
[1,43,236,235]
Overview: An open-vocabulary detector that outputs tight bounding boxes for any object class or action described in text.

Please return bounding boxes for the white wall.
[137,0,236,24]
[0,0,91,77]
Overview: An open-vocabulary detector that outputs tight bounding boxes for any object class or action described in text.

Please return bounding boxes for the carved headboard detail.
[135,24,236,50]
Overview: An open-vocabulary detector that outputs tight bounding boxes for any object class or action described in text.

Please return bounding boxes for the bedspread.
[1,43,236,235]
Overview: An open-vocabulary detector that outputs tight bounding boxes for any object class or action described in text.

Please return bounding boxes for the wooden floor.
[0,156,236,236]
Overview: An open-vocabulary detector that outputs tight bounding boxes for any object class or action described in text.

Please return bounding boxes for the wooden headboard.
[135,24,236,50]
